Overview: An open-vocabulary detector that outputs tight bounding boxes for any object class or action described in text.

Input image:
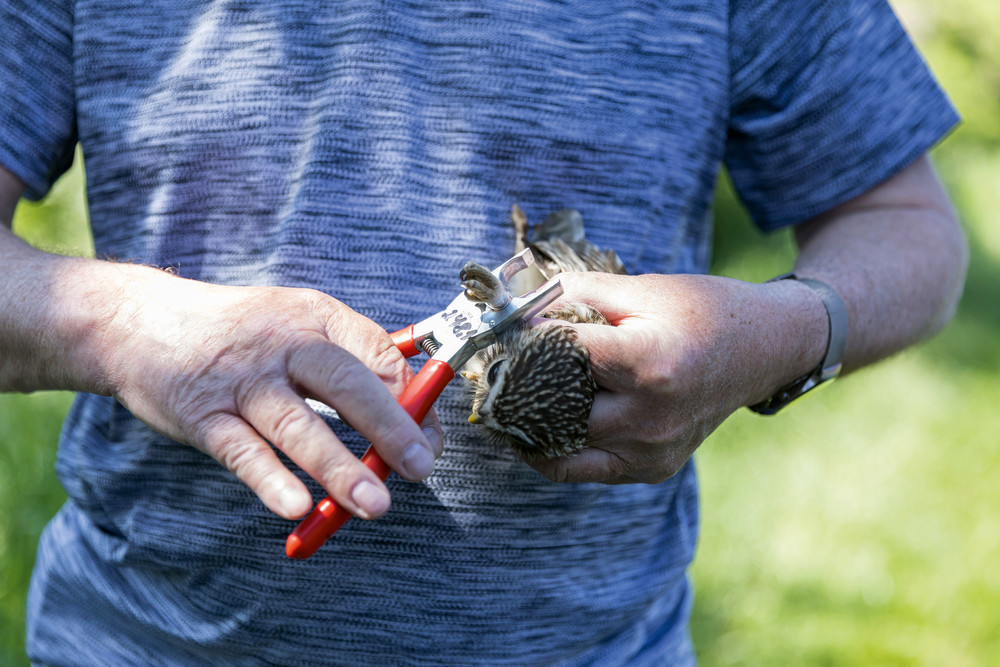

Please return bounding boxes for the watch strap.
[748,274,849,415]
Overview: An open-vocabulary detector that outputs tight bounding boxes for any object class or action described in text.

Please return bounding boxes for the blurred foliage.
[1,1,998,664]
[694,1,1000,665]
[0,393,73,666]
[9,147,93,257]
[1,150,87,665]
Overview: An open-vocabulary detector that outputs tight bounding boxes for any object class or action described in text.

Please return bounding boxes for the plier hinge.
[286,249,562,558]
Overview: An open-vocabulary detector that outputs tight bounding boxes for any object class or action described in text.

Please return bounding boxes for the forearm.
[0,164,182,396]
[788,156,967,374]
[0,225,139,394]
[740,156,967,414]
[1,168,110,393]
[0,166,442,520]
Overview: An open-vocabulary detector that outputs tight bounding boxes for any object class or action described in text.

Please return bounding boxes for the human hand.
[529,271,825,484]
[97,267,443,521]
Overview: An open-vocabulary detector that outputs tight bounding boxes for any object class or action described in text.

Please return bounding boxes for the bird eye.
[485,358,506,386]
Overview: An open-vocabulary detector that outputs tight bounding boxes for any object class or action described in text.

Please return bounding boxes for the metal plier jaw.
[287,249,561,559]
[399,249,563,372]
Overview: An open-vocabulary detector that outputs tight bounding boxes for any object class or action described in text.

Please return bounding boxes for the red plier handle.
[284,325,451,559]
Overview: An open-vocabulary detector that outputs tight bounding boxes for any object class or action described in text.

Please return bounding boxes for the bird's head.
[466,323,595,462]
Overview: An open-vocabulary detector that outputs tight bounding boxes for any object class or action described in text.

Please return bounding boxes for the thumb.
[552,272,653,324]
[564,319,648,393]
[533,314,647,394]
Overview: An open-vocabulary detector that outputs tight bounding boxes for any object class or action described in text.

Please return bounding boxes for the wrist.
[739,277,831,410]
[747,275,848,414]
[0,239,161,396]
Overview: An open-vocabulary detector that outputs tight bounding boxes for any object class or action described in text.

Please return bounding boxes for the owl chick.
[463,206,626,463]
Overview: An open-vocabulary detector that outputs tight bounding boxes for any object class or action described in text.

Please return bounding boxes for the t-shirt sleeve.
[724,0,959,231]
[0,0,78,201]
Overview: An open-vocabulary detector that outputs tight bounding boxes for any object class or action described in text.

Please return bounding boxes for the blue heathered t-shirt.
[0,1,956,664]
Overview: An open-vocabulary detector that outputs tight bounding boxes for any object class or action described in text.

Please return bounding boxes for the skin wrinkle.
[86,264,136,396]
[216,431,274,488]
[0,175,438,521]
[364,333,415,395]
[188,410,243,454]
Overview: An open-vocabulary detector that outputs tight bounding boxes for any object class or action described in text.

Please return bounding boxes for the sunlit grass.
[693,351,1000,665]
[687,3,1000,658]
[0,393,72,666]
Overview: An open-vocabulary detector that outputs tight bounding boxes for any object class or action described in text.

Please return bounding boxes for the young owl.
[463,206,626,463]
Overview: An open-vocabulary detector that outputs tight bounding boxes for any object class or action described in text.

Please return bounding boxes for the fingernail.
[278,486,310,518]
[351,480,390,518]
[422,426,444,458]
[400,442,435,480]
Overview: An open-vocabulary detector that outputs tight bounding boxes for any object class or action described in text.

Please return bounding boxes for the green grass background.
[2,1,997,663]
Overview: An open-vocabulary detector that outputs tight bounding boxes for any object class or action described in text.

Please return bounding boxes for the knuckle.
[537,459,572,484]
[634,354,678,395]
[217,437,270,479]
[369,338,410,382]
[319,350,369,393]
[599,329,677,395]
[316,456,363,498]
[299,288,341,322]
[286,342,365,395]
[274,285,325,308]
[185,411,237,455]
[314,294,365,339]
[267,403,314,446]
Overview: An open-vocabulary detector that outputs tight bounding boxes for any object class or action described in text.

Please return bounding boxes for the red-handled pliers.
[285,249,562,559]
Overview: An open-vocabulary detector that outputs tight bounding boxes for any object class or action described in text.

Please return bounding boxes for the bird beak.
[468,413,481,424]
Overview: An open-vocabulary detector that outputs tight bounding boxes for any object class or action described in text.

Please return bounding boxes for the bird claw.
[460,261,510,310]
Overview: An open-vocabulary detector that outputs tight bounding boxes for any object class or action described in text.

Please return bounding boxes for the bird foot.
[460,261,509,310]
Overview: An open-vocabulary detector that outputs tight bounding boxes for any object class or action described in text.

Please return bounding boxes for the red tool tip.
[285,533,306,559]
[285,497,351,559]
[285,523,330,559]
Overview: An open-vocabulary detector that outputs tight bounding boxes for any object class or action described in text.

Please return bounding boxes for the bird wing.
[526,208,627,277]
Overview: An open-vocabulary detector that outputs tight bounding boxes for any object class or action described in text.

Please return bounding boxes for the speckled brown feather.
[516,206,626,280]
[470,324,595,462]
[464,206,626,462]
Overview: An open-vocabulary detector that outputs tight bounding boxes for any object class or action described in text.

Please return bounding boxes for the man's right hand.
[104,273,444,520]
[1,165,442,522]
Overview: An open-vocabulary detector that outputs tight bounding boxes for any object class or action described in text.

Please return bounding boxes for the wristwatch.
[748,273,849,415]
